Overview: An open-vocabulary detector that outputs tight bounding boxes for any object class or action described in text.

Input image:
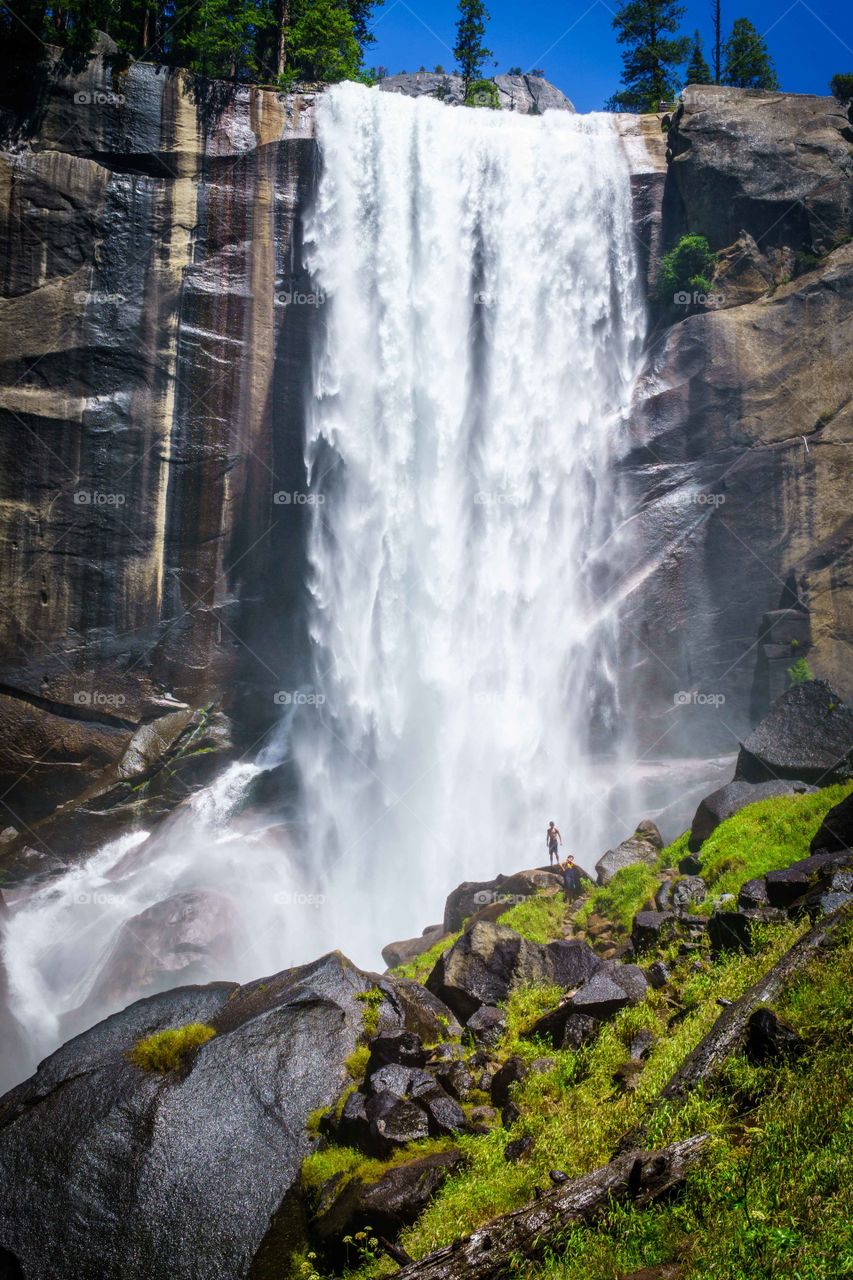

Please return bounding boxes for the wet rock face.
[379,72,574,113]
[734,680,853,786]
[620,86,853,762]
[0,52,318,843]
[0,951,457,1279]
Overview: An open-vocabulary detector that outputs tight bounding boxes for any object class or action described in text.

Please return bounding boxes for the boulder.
[381,926,445,971]
[707,908,786,954]
[337,1090,371,1149]
[464,1005,506,1047]
[378,72,574,114]
[431,1059,475,1102]
[810,791,853,854]
[504,1135,534,1163]
[595,821,663,886]
[525,963,647,1046]
[745,1008,806,1065]
[646,961,670,990]
[407,1076,467,1137]
[0,952,389,1280]
[312,1148,466,1245]
[738,877,771,910]
[375,977,463,1043]
[689,779,818,850]
[364,1030,427,1077]
[490,1056,529,1107]
[425,922,599,1022]
[734,681,853,786]
[672,876,707,911]
[631,911,677,953]
[765,851,851,910]
[442,871,562,934]
[365,1091,429,1155]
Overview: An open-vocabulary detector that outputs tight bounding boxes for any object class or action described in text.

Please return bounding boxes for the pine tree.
[454,0,492,95]
[711,0,722,83]
[287,0,360,82]
[686,30,711,84]
[722,17,779,90]
[607,0,691,113]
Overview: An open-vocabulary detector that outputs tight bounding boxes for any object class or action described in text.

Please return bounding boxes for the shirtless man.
[546,821,562,866]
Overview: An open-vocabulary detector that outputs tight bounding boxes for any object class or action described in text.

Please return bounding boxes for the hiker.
[546,821,562,866]
[562,854,583,902]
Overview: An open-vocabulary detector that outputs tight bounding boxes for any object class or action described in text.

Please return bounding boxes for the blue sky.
[363,0,853,111]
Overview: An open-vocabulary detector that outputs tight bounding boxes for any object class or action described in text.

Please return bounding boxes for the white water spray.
[291,84,645,961]
[1,84,645,1082]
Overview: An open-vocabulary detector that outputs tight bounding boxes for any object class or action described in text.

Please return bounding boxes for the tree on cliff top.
[454,0,493,95]
[722,17,779,90]
[686,30,712,85]
[606,0,691,113]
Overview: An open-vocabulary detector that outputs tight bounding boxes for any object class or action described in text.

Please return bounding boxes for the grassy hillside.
[295,782,853,1280]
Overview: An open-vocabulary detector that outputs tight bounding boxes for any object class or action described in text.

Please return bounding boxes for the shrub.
[830,72,853,104]
[465,78,501,109]
[656,234,717,304]
[788,656,814,685]
[128,1023,216,1072]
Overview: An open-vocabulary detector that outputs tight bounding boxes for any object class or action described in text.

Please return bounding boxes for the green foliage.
[500,892,566,944]
[685,29,712,84]
[356,986,384,1037]
[831,73,853,105]
[128,1023,216,1071]
[391,931,461,984]
[656,234,717,303]
[574,863,659,934]
[1,0,380,85]
[287,0,361,82]
[529,919,853,1280]
[345,1043,371,1080]
[788,656,815,685]
[454,0,493,90]
[606,0,691,113]
[722,17,779,90]
[465,77,501,108]
[668,781,853,907]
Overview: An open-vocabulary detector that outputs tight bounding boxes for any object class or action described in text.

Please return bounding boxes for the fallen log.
[393,1134,708,1280]
[660,901,852,1102]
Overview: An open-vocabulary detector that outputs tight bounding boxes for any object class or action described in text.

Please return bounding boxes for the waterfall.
[290,83,645,961]
[0,84,645,1084]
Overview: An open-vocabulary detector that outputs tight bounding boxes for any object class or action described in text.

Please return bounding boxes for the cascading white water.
[1,83,645,1083]
[290,83,646,961]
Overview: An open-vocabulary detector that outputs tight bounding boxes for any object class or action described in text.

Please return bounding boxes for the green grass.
[393,922,806,1264]
[356,987,384,1038]
[300,1136,459,1197]
[500,892,567,944]
[573,863,659,934]
[391,931,461,984]
[127,1022,216,1072]
[524,915,853,1280]
[657,782,853,912]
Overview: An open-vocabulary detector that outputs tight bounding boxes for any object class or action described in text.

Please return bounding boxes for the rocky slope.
[1,685,850,1278]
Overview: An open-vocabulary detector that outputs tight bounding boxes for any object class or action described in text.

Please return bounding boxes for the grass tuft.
[127,1022,216,1072]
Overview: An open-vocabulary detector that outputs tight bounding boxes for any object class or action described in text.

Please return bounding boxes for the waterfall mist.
[1,83,646,1084]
